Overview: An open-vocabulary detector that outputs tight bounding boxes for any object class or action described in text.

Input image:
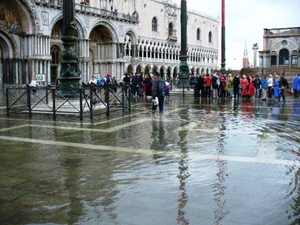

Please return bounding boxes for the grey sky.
[174,0,299,69]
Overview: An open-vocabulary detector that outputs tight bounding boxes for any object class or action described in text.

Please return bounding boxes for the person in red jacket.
[241,75,249,100]
[204,74,212,98]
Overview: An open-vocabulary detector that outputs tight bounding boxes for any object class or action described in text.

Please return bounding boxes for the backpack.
[192,77,197,85]
[157,80,166,97]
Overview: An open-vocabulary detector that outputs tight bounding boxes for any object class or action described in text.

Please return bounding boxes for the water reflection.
[62,152,83,224]
[213,112,229,224]
[176,109,190,225]
[286,161,300,224]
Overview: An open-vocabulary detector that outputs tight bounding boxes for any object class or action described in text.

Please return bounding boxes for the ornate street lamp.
[220,0,226,74]
[59,0,81,97]
[178,0,190,95]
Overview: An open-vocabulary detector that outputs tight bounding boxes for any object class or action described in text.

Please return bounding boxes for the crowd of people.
[88,72,171,116]
[84,71,300,117]
[186,72,300,103]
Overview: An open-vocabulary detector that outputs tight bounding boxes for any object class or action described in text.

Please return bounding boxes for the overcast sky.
[174,0,300,70]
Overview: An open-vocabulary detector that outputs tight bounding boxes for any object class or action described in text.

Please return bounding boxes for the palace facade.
[0,0,219,86]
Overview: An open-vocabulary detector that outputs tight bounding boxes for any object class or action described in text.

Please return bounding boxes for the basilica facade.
[0,0,219,86]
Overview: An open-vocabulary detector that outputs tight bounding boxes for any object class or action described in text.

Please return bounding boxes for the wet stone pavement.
[0,90,300,225]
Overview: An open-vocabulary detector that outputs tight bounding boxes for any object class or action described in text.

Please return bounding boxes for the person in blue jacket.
[261,75,268,101]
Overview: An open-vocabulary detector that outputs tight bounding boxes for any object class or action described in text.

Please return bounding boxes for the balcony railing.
[264,27,300,36]
[34,0,139,24]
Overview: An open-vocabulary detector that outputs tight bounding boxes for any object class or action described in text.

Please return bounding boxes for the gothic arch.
[50,45,61,83]
[89,21,118,43]
[20,0,40,33]
[126,64,134,75]
[50,18,83,39]
[0,1,33,34]
[159,66,164,77]
[173,66,178,78]
[136,64,143,73]
[0,31,17,58]
[124,28,137,44]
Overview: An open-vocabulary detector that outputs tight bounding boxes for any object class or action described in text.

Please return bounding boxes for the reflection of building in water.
[0,0,219,87]
[213,113,229,223]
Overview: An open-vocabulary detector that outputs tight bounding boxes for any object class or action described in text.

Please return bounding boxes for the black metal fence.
[6,83,131,120]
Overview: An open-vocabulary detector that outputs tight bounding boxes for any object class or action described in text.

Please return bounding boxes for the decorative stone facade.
[259,27,300,69]
[0,0,219,86]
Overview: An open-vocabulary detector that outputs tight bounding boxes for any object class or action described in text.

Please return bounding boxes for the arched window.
[169,22,173,36]
[279,49,289,66]
[291,50,298,66]
[208,31,212,43]
[152,17,158,31]
[197,28,201,40]
[51,45,60,65]
[270,51,277,66]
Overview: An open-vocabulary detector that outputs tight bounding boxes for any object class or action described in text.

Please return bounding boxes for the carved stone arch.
[279,48,290,66]
[124,28,137,44]
[89,21,118,43]
[21,0,40,33]
[144,64,152,75]
[159,65,165,77]
[50,45,62,83]
[0,31,16,58]
[152,65,158,74]
[173,66,178,78]
[136,64,143,73]
[126,64,134,75]
[201,68,205,74]
[1,1,34,34]
[51,20,80,41]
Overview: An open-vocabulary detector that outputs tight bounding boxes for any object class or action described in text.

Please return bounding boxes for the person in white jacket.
[29,77,39,96]
[267,74,273,99]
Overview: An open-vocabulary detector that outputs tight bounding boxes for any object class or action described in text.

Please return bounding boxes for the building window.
[292,50,298,66]
[279,48,289,66]
[168,22,174,36]
[208,31,212,43]
[197,28,201,40]
[271,55,276,66]
[152,17,157,32]
[292,56,298,65]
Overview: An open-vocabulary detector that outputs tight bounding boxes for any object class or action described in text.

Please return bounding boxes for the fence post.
[52,88,56,120]
[106,85,110,115]
[79,88,83,120]
[90,86,93,119]
[27,86,32,118]
[128,83,131,112]
[6,88,9,116]
[121,83,125,112]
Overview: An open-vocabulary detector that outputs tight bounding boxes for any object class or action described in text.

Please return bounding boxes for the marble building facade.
[259,27,300,69]
[0,0,219,86]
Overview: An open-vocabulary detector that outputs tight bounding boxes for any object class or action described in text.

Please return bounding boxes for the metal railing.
[6,83,131,120]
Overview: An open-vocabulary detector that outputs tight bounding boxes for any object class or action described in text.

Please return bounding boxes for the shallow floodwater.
[0,91,300,225]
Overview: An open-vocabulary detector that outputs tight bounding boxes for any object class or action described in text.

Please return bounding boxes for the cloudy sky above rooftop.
[174,0,299,70]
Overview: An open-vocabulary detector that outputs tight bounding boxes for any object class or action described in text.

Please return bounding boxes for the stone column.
[252,44,259,68]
